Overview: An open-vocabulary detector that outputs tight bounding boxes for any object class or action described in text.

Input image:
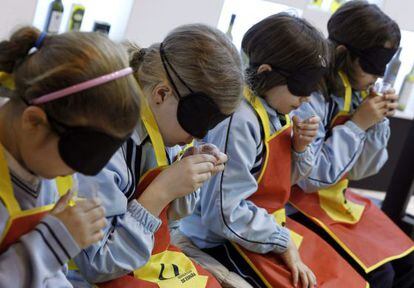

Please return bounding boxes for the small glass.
[68,176,99,206]
[372,81,392,97]
[181,141,223,161]
[193,141,220,157]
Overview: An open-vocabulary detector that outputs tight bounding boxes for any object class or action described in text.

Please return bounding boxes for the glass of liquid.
[69,176,99,206]
[372,81,392,97]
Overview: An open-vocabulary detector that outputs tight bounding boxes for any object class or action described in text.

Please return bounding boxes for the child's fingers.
[386,101,398,111]
[378,106,389,116]
[194,171,213,185]
[291,266,299,287]
[90,217,107,233]
[384,93,398,102]
[371,95,387,103]
[297,123,319,131]
[193,161,215,174]
[212,163,225,174]
[299,269,309,288]
[303,116,320,124]
[215,152,228,165]
[51,189,73,214]
[307,270,317,288]
[386,110,397,117]
[383,88,396,96]
[188,154,217,165]
[85,205,106,222]
[375,100,388,110]
[90,230,105,244]
[297,135,315,143]
[292,115,301,126]
[297,129,317,137]
[75,197,102,212]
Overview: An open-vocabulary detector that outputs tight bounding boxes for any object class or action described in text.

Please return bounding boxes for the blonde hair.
[128,23,243,115]
[0,26,140,137]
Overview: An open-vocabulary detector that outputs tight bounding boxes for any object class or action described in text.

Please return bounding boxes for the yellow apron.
[97,97,220,288]
[0,143,72,253]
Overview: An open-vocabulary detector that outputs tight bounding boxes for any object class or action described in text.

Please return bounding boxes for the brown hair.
[0,26,140,137]
[242,13,329,97]
[326,0,401,97]
[128,23,243,115]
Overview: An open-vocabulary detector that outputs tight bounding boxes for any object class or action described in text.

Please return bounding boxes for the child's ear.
[257,64,272,74]
[335,44,348,55]
[152,83,173,105]
[20,106,48,132]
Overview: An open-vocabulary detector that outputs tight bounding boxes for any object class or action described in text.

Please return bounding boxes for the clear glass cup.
[373,81,392,97]
[193,141,221,158]
[69,176,99,206]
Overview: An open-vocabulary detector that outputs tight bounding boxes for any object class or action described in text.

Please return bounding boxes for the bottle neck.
[395,47,402,59]
[227,15,236,33]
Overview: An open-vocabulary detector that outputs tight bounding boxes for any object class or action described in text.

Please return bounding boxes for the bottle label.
[48,11,63,33]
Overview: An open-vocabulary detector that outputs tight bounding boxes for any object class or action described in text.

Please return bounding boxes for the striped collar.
[3,147,40,190]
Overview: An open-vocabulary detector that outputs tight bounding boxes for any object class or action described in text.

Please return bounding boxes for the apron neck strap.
[0,144,21,215]
[0,71,15,90]
[338,71,352,113]
[244,87,291,141]
[55,176,74,197]
[140,97,169,167]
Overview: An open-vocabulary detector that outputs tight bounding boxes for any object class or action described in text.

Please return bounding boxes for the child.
[290,2,414,288]
[178,13,368,288]
[69,24,244,287]
[0,27,140,287]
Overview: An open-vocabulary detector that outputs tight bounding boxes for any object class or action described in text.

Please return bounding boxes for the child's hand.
[351,96,387,130]
[139,154,217,216]
[182,144,228,176]
[292,116,320,153]
[279,240,317,288]
[383,89,398,117]
[51,191,107,249]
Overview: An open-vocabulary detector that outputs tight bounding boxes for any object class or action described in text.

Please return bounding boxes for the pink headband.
[30,67,133,105]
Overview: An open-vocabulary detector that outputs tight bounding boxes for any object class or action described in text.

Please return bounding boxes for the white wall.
[0,0,37,39]
[383,0,414,31]
[124,0,225,46]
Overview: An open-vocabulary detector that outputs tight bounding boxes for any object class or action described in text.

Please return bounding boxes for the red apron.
[290,72,414,273]
[98,98,220,288]
[230,89,368,287]
[0,144,73,254]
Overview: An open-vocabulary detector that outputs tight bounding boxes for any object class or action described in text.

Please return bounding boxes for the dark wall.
[350,116,413,192]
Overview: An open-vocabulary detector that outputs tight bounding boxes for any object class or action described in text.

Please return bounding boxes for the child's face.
[149,84,193,147]
[348,58,379,91]
[19,107,74,179]
[348,41,394,91]
[264,85,310,114]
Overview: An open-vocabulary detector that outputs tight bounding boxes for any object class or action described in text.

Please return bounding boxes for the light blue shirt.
[0,149,80,288]
[70,121,199,286]
[180,98,313,254]
[291,91,390,192]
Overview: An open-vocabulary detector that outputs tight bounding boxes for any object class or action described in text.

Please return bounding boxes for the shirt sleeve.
[292,93,368,192]
[0,201,80,288]
[196,105,290,254]
[73,146,161,283]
